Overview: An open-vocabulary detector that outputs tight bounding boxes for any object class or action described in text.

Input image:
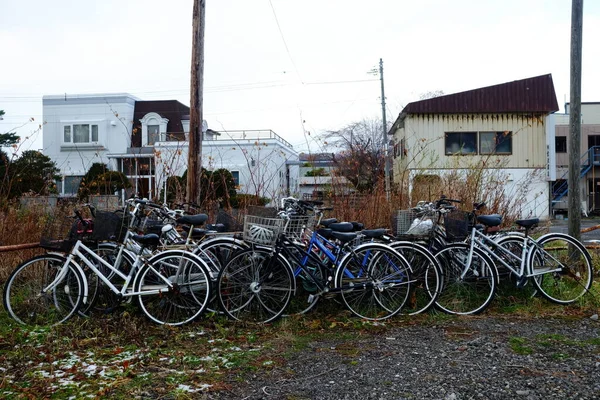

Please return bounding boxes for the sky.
[1,0,599,155]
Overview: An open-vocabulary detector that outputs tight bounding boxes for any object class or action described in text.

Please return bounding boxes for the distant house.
[389,75,559,219]
[553,102,600,214]
[298,152,352,200]
[42,93,299,202]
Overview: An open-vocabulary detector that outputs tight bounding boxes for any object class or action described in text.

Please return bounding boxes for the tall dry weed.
[0,204,49,282]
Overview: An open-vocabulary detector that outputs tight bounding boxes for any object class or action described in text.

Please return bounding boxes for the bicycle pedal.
[516,277,528,288]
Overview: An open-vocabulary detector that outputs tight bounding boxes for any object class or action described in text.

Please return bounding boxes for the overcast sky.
[1,0,599,155]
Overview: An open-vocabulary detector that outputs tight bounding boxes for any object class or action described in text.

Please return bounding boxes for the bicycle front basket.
[284,215,314,242]
[91,210,126,241]
[40,213,90,252]
[444,210,470,241]
[243,215,284,246]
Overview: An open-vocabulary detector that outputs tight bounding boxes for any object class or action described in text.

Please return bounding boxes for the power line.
[268,0,303,84]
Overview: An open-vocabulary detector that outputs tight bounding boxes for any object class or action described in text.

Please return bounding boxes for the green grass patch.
[509,337,534,355]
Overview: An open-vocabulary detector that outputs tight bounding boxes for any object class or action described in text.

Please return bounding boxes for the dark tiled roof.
[402,74,559,115]
[132,100,190,146]
[299,153,335,162]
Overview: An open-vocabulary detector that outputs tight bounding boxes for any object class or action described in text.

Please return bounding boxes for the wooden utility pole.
[568,0,583,240]
[378,58,390,201]
[187,0,206,205]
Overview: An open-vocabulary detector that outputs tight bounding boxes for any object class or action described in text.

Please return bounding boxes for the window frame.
[445,132,478,155]
[445,131,513,156]
[231,170,240,187]
[479,131,513,155]
[63,123,100,145]
[555,136,567,153]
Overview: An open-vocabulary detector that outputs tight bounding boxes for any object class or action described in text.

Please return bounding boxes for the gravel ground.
[210,315,600,400]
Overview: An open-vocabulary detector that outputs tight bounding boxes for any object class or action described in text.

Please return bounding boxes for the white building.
[42,93,299,203]
[389,75,559,219]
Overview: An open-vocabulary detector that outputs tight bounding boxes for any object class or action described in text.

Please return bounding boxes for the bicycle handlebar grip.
[73,209,89,226]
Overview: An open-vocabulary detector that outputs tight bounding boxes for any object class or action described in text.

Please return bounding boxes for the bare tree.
[324,118,387,192]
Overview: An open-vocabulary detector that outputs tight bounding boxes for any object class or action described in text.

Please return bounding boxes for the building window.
[148,125,160,145]
[556,136,567,153]
[63,176,83,195]
[480,131,512,155]
[445,132,477,155]
[63,124,99,144]
[231,170,240,186]
[446,131,513,155]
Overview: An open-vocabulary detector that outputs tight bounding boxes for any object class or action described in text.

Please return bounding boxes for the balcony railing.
[203,130,293,149]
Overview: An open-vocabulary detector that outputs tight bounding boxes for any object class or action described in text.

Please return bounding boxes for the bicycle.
[3,206,213,326]
[217,204,413,323]
[433,208,593,315]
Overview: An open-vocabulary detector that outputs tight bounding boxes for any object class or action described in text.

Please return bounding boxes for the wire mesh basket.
[283,215,315,242]
[243,215,285,246]
[444,210,471,241]
[40,213,92,252]
[392,209,434,237]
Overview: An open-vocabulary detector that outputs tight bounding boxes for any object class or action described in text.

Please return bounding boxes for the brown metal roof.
[402,74,559,115]
[132,100,190,146]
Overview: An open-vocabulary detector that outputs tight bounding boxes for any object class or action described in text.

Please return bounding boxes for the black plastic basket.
[92,210,126,242]
[444,210,471,241]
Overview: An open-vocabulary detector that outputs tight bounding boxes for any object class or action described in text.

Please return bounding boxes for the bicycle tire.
[434,243,498,315]
[217,247,294,323]
[389,241,442,315]
[3,254,84,326]
[134,250,212,325]
[335,243,411,320]
[528,233,593,304]
[196,236,248,275]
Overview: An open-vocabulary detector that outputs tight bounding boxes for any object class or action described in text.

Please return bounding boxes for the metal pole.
[568,0,583,240]
[187,0,205,205]
[379,58,390,200]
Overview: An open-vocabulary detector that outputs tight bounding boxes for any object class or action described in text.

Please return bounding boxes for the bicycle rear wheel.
[389,241,441,315]
[335,243,411,320]
[135,251,211,326]
[3,254,84,326]
[217,247,294,323]
[529,233,593,304]
[434,243,497,315]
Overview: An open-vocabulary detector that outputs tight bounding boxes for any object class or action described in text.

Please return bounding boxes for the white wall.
[42,93,137,192]
[154,138,299,202]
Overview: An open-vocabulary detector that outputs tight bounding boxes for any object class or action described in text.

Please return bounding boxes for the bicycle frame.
[466,227,565,281]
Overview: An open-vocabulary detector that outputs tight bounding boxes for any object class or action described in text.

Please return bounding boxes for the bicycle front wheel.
[529,233,593,304]
[3,254,84,326]
[389,241,442,315]
[135,251,212,326]
[217,248,294,323]
[335,243,411,320]
[434,243,497,315]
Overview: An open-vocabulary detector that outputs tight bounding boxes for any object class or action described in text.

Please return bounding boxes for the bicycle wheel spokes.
[337,245,411,320]
[390,242,441,315]
[218,249,293,323]
[284,263,324,316]
[530,234,593,304]
[136,253,211,326]
[3,255,83,326]
[434,244,497,315]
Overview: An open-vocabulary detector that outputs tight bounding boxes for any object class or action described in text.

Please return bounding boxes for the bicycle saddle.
[177,214,209,226]
[131,233,160,246]
[477,215,502,227]
[515,218,539,228]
